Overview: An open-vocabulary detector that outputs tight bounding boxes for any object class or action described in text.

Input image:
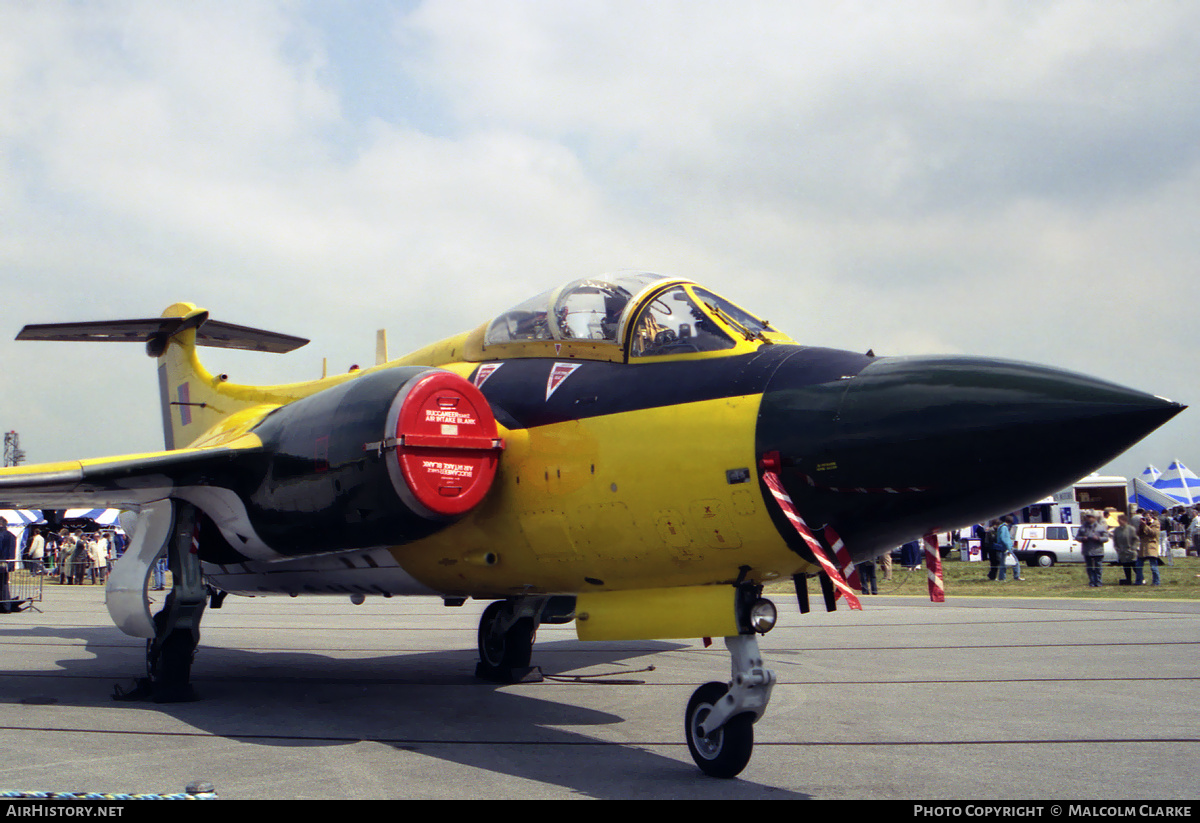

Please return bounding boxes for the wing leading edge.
[0,438,264,510]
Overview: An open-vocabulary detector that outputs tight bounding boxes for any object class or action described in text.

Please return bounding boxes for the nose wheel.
[685,682,755,778]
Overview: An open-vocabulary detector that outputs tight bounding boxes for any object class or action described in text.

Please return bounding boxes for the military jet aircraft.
[0,272,1184,777]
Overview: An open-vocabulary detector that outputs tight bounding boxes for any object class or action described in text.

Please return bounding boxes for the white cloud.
[0,0,1195,481]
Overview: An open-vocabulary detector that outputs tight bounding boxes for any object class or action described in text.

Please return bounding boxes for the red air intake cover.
[391,371,503,517]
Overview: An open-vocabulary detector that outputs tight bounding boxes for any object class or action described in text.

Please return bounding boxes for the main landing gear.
[475,595,575,683]
[113,501,208,703]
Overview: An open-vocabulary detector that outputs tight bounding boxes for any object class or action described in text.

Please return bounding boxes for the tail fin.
[17,303,308,449]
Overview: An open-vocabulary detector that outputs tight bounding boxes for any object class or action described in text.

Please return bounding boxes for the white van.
[1012,523,1119,567]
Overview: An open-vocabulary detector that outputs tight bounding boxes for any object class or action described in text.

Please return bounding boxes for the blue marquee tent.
[1153,461,1200,506]
[1130,478,1182,513]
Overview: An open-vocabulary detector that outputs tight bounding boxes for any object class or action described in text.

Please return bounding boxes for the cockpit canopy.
[484,272,786,361]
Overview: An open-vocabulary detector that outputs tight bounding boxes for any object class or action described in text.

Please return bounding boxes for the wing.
[0,436,264,510]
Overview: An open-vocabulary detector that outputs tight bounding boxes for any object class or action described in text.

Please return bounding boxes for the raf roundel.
[389,371,504,518]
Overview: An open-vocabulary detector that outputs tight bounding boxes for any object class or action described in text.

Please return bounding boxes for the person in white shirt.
[25,528,45,576]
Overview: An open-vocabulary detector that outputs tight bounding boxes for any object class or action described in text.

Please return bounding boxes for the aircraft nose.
[756,352,1185,561]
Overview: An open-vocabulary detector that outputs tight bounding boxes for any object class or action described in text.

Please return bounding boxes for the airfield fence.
[2,560,43,610]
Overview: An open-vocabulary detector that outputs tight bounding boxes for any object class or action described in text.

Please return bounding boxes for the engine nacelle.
[233,367,503,557]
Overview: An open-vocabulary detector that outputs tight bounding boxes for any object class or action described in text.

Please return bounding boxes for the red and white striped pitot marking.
[924,533,945,603]
[760,453,861,610]
[824,525,861,601]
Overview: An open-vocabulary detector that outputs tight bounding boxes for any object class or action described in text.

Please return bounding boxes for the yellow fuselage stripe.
[390,392,809,596]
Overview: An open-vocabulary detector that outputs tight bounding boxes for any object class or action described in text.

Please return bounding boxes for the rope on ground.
[0,781,217,800]
[543,665,656,685]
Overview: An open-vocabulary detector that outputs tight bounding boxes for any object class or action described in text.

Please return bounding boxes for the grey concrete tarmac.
[0,583,1195,800]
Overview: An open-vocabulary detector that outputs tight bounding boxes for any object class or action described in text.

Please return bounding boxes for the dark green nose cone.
[757,352,1185,562]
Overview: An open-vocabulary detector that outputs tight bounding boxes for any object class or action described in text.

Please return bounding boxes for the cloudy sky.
[1,0,1196,483]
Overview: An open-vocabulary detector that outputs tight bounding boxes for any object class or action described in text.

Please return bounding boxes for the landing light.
[749,598,777,634]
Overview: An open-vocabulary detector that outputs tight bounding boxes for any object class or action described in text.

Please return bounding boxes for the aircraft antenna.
[376,330,388,366]
[3,431,25,467]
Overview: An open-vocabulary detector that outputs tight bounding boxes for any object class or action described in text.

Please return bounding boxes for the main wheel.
[685,681,754,778]
[477,600,535,671]
[147,625,199,702]
[146,609,187,681]
[156,630,195,684]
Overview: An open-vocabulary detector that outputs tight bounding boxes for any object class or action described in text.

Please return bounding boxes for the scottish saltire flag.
[1141,465,1162,485]
[1152,461,1200,506]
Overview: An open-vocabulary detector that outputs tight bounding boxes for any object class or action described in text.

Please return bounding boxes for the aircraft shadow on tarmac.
[1,625,810,799]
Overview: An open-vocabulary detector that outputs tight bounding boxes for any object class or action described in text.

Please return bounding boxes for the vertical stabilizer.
[154,302,311,449]
[156,303,210,450]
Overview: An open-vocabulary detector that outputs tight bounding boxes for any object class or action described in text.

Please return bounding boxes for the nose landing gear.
[684,634,777,778]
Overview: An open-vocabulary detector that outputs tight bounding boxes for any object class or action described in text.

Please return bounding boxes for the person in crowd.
[1103,508,1121,529]
[1188,513,1200,558]
[1159,509,1176,566]
[878,545,892,582]
[1136,510,1162,586]
[996,517,1022,581]
[44,530,60,576]
[1111,513,1138,586]
[1078,511,1110,588]
[0,517,19,613]
[90,532,109,585]
[112,531,127,559]
[982,520,1000,580]
[25,527,44,576]
[57,529,76,584]
[857,559,877,595]
[69,531,89,586]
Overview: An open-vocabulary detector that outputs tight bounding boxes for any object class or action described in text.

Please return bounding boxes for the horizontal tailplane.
[17,304,309,449]
[17,314,308,356]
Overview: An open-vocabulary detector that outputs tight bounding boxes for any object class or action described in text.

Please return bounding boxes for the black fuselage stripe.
[471,346,868,429]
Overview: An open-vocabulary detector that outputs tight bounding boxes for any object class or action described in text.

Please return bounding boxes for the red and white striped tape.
[824,524,861,601]
[924,533,945,603]
[760,452,861,610]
